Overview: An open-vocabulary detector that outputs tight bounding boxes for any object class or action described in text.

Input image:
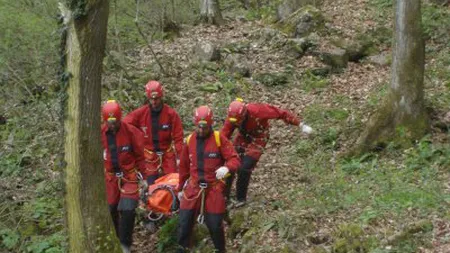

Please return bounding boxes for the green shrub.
[156,216,179,252]
[332,223,378,253]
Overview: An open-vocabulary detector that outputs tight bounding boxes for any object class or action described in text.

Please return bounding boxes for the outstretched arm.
[253,104,301,126]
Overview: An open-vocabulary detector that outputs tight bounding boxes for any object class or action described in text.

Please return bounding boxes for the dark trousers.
[225,169,252,202]
[225,155,257,202]
[109,202,137,247]
[177,209,225,253]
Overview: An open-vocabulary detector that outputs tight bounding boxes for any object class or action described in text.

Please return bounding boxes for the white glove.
[176,159,180,166]
[215,166,229,180]
[300,122,313,134]
[178,191,184,201]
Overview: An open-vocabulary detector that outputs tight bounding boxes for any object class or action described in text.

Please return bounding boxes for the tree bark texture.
[61,0,121,252]
[354,0,427,154]
[200,0,224,25]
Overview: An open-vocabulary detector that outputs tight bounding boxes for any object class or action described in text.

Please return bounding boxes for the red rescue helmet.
[145,80,164,99]
[227,98,246,123]
[102,100,122,122]
[194,106,213,127]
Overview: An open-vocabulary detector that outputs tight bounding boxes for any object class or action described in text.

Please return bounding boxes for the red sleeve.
[129,124,146,173]
[219,134,241,172]
[171,110,184,157]
[254,104,301,126]
[122,107,141,128]
[221,119,236,140]
[177,139,190,191]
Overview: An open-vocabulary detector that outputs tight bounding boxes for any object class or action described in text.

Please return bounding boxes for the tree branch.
[134,0,166,75]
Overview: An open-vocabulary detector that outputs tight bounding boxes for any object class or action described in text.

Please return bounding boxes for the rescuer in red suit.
[222,98,313,207]
[101,100,146,253]
[123,80,184,184]
[123,80,184,232]
[177,106,241,253]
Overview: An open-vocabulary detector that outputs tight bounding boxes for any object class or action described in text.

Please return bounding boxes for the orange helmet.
[102,100,122,122]
[227,98,246,123]
[194,106,213,127]
[145,80,164,99]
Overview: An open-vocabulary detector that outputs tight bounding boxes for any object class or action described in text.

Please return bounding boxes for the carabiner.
[197,214,205,224]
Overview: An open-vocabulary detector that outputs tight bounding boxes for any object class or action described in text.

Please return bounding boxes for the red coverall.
[177,131,240,253]
[221,103,300,202]
[123,104,183,184]
[101,121,146,247]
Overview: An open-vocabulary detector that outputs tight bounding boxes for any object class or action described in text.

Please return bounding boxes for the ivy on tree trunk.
[60,0,121,252]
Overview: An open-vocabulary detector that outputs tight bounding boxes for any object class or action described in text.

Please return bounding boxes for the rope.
[197,183,208,224]
[182,187,204,201]
[106,169,142,194]
[144,146,174,174]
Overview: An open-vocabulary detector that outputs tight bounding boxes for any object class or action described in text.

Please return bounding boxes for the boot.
[119,210,136,248]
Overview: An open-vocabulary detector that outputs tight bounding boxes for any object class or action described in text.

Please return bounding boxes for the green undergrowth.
[0,95,66,252]
[283,123,450,252]
[2,0,450,252]
[279,89,450,252]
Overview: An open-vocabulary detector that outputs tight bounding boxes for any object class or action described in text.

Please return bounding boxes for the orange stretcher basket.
[145,173,179,220]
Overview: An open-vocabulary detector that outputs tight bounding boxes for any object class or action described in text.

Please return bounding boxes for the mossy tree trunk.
[353,0,427,154]
[60,0,121,252]
[200,0,224,25]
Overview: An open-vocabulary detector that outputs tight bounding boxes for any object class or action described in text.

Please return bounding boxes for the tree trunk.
[353,0,427,155]
[240,0,250,9]
[60,1,121,252]
[200,0,224,25]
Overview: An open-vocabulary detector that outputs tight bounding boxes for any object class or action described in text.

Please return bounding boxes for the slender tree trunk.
[200,0,224,25]
[352,0,427,155]
[60,1,121,252]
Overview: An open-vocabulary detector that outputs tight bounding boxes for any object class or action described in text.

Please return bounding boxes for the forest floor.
[105,0,450,252]
[1,0,449,252]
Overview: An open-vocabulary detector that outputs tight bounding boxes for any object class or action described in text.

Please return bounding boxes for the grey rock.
[279,5,324,38]
[310,67,331,77]
[254,72,290,86]
[333,36,375,62]
[367,53,391,66]
[193,42,221,62]
[224,54,251,77]
[277,0,321,21]
[286,38,307,58]
[295,12,314,37]
[261,28,280,39]
[305,32,321,48]
[320,47,349,68]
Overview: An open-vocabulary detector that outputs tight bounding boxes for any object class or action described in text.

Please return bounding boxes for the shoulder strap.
[185,132,220,147]
[186,134,192,145]
[106,131,121,174]
[214,131,221,148]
